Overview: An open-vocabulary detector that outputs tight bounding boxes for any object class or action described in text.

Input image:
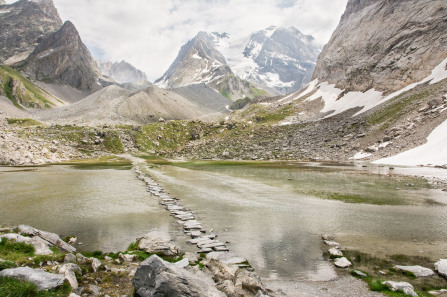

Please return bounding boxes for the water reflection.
[147,162,447,280]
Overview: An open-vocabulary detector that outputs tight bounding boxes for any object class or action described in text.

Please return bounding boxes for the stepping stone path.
[134,163,229,254]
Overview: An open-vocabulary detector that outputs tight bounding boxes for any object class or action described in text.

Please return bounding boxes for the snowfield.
[373,118,447,166]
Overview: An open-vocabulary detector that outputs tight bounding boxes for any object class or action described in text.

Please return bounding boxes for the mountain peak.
[30,0,62,24]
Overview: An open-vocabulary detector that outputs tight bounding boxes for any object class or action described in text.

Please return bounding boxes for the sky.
[6,0,348,82]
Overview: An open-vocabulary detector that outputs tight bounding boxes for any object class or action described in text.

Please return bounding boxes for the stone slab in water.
[334,257,351,268]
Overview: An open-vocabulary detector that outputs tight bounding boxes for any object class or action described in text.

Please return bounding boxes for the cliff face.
[312,0,447,94]
[0,0,62,64]
[21,21,101,91]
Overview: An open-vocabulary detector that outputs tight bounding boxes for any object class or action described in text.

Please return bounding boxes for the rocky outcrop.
[98,60,148,84]
[132,255,226,297]
[136,231,180,257]
[18,224,76,253]
[0,267,65,291]
[312,0,447,94]
[0,0,62,64]
[19,21,102,91]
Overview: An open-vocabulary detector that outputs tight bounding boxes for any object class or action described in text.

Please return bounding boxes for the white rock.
[394,265,435,277]
[328,248,343,257]
[334,257,352,268]
[324,240,340,248]
[435,259,447,278]
[59,263,81,289]
[383,281,417,297]
[91,258,102,272]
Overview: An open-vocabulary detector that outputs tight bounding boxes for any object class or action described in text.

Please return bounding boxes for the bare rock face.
[312,0,447,94]
[0,0,62,64]
[20,21,101,91]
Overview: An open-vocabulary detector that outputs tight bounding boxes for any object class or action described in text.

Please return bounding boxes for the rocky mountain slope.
[98,60,152,91]
[312,0,447,94]
[0,0,62,65]
[219,26,320,95]
[155,32,267,101]
[16,21,102,92]
[32,85,230,125]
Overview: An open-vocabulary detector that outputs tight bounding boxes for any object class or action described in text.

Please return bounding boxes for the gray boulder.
[0,233,53,255]
[394,265,435,277]
[132,255,225,297]
[435,259,447,278]
[18,224,76,253]
[383,281,417,297]
[0,267,65,290]
[137,231,180,256]
[59,263,81,289]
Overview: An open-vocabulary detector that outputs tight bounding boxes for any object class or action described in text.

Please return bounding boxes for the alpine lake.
[1,158,446,281]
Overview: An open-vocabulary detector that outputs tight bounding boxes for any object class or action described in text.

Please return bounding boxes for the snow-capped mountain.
[217,26,321,95]
[155,32,263,101]
[156,26,320,98]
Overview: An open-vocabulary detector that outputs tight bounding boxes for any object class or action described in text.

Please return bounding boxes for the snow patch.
[191,52,202,60]
[373,118,447,166]
[350,151,372,160]
[291,57,447,119]
[258,72,294,88]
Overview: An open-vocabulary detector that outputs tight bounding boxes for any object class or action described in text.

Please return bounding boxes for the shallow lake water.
[0,165,179,252]
[0,161,446,281]
[146,161,447,280]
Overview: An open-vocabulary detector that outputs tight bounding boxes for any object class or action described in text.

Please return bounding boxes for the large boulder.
[18,224,76,253]
[383,281,417,297]
[137,231,180,256]
[0,267,65,290]
[132,255,225,297]
[435,259,447,278]
[0,233,53,255]
[394,265,435,277]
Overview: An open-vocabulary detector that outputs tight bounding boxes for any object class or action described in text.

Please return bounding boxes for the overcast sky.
[7,0,348,81]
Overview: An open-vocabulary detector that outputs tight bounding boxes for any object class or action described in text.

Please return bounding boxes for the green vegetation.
[0,277,71,297]
[343,249,447,296]
[6,119,44,127]
[219,90,232,101]
[235,103,294,124]
[308,191,406,205]
[229,97,252,110]
[0,238,35,261]
[103,132,125,154]
[59,156,132,170]
[249,86,269,98]
[367,81,442,129]
[0,66,59,109]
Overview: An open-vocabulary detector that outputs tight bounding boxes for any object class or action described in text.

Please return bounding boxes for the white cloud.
[6,0,348,81]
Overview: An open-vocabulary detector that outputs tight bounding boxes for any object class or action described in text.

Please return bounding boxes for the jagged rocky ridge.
[17,21,102,92]
[0,0,62,65]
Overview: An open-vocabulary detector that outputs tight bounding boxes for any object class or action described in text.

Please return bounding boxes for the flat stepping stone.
[329,248,343,257]
[214,246,229,252]
[176,214,195,221]
[190,231,202,238]
[394,265,435,277]
[334,257,352,268]
[324,240,340,248]
[197,248,213,253]
[167,205,184,211]
[200,242,226,249]
[223,257,247,265]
